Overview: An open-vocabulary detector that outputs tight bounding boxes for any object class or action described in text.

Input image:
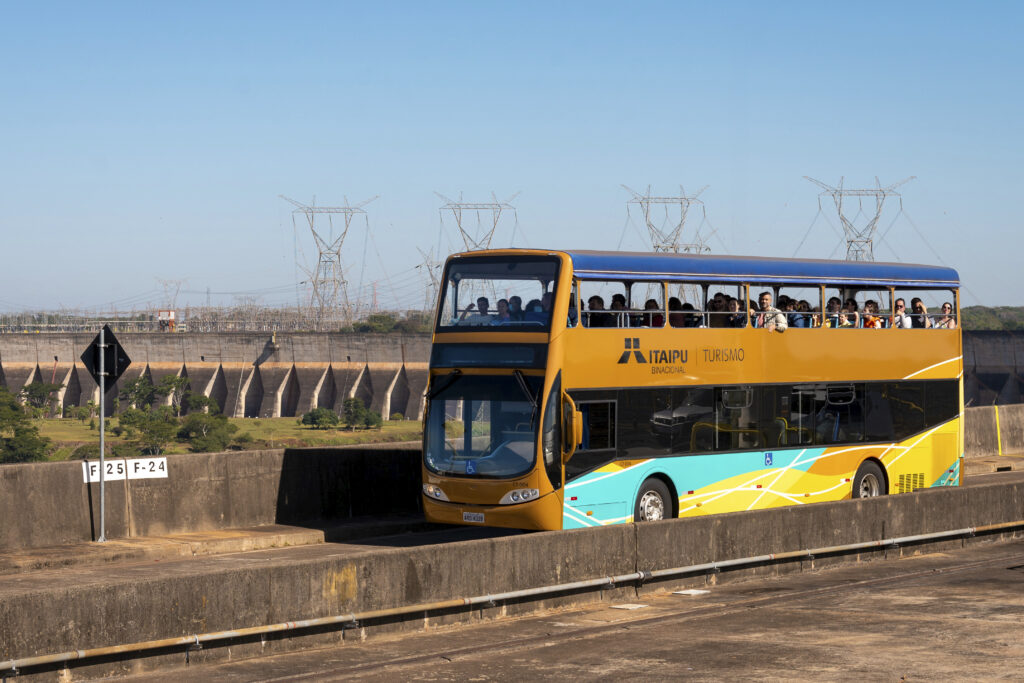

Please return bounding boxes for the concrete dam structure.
[0,332,431,420]
[0,330,1022,418]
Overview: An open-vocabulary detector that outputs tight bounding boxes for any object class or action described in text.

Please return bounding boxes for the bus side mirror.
[562,393,582,464]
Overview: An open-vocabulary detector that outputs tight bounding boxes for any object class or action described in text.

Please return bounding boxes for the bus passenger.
[934,302,957,329]
[668,297,685,327]
[586,296,613,327]
[508,295,524,321]
[492,299,511,325]
[523,298,546,324]
[644,299,664,328]
[610,293,628,327]
[862,300,884,329]
[459,297,493,324]
[824,297,842,328]
[727,298,746,327]
[681,302,703,327]
[910,298,932,328]
[755,291,787,332]
[892,298,910,328]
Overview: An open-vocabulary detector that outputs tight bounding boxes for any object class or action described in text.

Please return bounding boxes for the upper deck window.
[436,256,560,332]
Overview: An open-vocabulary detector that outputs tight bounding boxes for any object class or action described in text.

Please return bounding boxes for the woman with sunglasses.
[934,301,957,329]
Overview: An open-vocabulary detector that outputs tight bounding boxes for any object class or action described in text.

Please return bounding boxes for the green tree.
[20,381,63,417]
[177,413,238,453]
[155,375,190,416]
[186,392,220,414]
[121,376,157,410]
[301,407,340,430]
[128,406,179,455]
[342,397,368,429]
[0,387,49,463]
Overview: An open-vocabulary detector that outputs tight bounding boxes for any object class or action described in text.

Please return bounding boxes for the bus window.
[649,387,714,453]
[581,281,628,328]
[438,256,559,330]
[893,288,957,330]
[630,282,665,328]
[815,384,864,444]
[617,388,672,459]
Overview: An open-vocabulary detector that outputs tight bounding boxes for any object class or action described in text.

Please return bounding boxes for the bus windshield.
[437,256,560,330]
[424,373,543,478]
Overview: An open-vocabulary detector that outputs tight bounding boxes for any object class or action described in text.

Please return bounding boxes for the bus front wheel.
[634,478,672,522]
[852,461,885,499]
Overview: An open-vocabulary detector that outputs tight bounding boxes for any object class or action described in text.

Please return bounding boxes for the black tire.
[634,478,673,522]
[852,460,886,499]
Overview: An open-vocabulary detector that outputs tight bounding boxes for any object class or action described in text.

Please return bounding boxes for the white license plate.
[462,512,485,523]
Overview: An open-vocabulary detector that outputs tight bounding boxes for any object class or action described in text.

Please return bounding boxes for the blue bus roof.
[565,251,959,288]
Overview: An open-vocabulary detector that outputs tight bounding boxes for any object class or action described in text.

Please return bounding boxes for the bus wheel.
[852,461,885,499]
[634,478,672,522]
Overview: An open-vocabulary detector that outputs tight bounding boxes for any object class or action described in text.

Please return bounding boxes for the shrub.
[363,410,383,430]
[178,413,238,453]
[389,412,404,421]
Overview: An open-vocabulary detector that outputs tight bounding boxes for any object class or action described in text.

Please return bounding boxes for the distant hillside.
[961,306,1024,331]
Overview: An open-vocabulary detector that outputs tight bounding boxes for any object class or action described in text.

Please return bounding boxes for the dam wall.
[1,330,1023,417]
[0,332,431,420]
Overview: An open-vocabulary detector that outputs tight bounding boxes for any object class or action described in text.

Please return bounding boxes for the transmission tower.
[435,191,520,251]
[280,194,378,327]
[415,247,443,313]
[804,176,915,261]
[155,278,184,309]
[623,185,711,254]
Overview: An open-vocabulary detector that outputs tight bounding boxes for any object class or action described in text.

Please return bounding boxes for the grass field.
[36,416,423,460]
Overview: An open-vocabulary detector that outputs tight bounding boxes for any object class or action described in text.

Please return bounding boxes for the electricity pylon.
[435,191,520,252]
[623,184,710,253]
[804,176,915,261]
[280,194,378,327]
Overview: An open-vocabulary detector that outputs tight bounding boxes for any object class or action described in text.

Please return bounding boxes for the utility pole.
[280,194,378,329]
[804,176,915,261]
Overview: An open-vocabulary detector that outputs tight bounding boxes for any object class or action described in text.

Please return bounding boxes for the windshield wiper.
[513,369,540,428]
[428,369,463,400]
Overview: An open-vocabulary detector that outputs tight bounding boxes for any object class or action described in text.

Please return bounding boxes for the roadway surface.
[124,538,1024,680]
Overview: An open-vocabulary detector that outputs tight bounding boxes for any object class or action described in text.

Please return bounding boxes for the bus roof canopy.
[566,250,959,288]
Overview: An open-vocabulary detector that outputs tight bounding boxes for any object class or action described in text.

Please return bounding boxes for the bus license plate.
[463,512,485,523]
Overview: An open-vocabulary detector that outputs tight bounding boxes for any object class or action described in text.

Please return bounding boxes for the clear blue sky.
[1,1,1020,312]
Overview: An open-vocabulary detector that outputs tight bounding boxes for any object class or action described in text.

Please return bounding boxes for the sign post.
[81,325,131,543]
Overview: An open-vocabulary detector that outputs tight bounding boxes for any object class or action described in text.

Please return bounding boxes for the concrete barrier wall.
[0,447,423,553]
[0,403,1021,552]
[3,481,1023,678]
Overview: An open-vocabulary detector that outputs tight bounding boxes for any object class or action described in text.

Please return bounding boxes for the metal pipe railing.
[4,519,1023,676]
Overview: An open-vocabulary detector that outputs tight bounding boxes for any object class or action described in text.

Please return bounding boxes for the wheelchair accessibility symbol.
[764,452,773,467]
[466,460,477,475]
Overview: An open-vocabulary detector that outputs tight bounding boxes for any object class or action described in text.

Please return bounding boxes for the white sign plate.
[462,511,485,523]
[83,457,168,483]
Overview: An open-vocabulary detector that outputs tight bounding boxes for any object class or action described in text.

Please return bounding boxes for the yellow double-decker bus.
[421,249,962,531]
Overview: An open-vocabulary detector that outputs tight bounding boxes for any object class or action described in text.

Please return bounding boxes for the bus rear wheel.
[634,478,672,522]
[852,461,885,499]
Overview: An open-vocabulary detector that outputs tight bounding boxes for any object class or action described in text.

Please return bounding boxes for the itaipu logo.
[618,338,688,374]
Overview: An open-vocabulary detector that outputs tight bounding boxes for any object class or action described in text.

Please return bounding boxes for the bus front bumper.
[422,491,563,531]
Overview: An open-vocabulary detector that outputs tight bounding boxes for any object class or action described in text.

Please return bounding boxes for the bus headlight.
[422,484,450,502]
[499,488,540,505]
